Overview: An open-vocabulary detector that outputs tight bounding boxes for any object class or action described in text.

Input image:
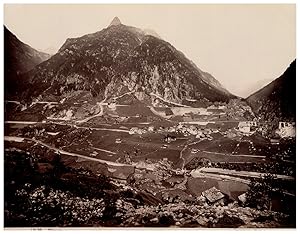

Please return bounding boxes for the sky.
[4,4,296,97]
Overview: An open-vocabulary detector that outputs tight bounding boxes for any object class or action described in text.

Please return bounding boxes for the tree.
[245,174,277,210]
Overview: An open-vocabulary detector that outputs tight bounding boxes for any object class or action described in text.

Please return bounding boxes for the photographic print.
[3,3,296,228]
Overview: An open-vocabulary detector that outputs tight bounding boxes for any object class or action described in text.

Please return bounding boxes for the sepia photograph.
[3,2,296,229]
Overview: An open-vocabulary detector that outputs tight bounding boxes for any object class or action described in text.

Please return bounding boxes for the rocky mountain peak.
[109,16,122,27]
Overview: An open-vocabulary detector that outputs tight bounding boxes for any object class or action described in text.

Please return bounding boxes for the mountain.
[4,26,51,97]
[240,78,274,98]
[18,17,233,108]
[109,16,122,26]
[246,60,296,123]
[42,46,58,55]
[188,59,231,96]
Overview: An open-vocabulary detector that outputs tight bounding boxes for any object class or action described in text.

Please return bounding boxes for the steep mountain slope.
[246,60,296,123]
[189,60,231,96]
[21,22,144,102]
[19,18,233,108]
[107,35,234,106]
[4,26,51,97]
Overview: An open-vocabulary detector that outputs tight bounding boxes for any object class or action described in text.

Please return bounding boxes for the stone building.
[277,122,296,138]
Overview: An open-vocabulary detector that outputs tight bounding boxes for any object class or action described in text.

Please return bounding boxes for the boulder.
[213,213,245,228]
[196,217,209,226]
[202,187,225,204]
[238,193,247,205]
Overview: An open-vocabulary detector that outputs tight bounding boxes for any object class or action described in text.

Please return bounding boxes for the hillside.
[17,17,233,107]
[246,60,296,123]
[4,26,51,98]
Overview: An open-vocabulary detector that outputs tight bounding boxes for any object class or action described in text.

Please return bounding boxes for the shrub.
[245,174,277,210]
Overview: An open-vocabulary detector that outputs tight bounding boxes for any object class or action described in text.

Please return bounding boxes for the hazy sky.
[4,4,296,97]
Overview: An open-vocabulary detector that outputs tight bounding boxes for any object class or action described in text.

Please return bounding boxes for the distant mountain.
[246,60,296,123]
[42,46,58,55]
[4,26,51,98]
[18,17,234,107]
[240,78,274,98]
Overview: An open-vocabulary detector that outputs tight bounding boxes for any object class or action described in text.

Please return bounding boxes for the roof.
[279,121,295,124]
[202,186,225,203]
[238,122,250,127]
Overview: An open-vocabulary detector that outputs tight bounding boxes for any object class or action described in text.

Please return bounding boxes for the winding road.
[5,136,128,167]
[4,136,154,171]
[76,101,104,124]
[179,139,204,170]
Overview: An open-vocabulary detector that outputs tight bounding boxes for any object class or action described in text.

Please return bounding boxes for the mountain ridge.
[246,60,296,123]
[15,19,234,108]
[4,26,51,98]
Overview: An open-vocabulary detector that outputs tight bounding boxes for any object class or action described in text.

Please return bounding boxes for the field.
[186,177,249,200]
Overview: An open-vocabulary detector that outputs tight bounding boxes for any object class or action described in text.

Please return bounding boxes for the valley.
[3,15,296,228]
[4,97,296,227]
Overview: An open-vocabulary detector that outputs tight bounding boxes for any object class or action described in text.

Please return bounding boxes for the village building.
[129,127,146,135]
[174,169,185,175]
[277,122,296,138]
[64,109,73,120]
[212,129,220,133]
[164,135,177,143]
[238,121,257,133]
[168,127,176,132]
[195,132,205,139]
[107,101,116,110]
[134,91,145,101]
[207,104,217,109]
[191,148,199,154]
[115,138,122,144]
[249,121,257,127]
[177,122,184,129]
[129,127,138,135]
[238,122,250,133]
[125,154,132,164]
[148,126,154,132]
[189,128,198,136]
